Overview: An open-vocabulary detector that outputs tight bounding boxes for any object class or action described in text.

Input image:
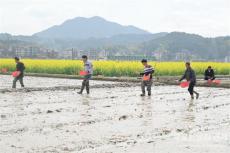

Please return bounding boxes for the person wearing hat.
[78,55,93,94]
[140,59,154,96]
[204,66,215,80]
[179,62,199,99]
[12,57,25,88]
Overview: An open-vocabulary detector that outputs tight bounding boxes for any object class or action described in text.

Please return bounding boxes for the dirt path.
[0,76,230,153]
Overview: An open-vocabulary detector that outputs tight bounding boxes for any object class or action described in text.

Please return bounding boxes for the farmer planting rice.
[179,62,199,99]
[140,59,154,96]
[78,55,93,94]
[12,57,25,89]
[204,66,216,80]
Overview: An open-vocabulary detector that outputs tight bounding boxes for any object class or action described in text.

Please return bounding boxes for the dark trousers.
[188,82,198,96]
[141,80,153,94]
[12,76,24,88]
[80,80,90,93]
[80,75,91,93]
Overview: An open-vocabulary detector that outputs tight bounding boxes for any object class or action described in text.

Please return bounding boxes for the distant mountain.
[34,16,150,39]
[0,33,39,47]
[1,16,230,61]
[140,32,230,60]
[41,33,168,49]
[1,32,230,61]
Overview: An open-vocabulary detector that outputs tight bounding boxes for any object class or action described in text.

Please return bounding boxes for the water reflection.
[183,99,196,137]
[140,96,153,126]
[81,95,90,106]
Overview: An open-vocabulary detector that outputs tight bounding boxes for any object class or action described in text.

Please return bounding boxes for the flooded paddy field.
[0,75,119,89]
[0,75,230,153]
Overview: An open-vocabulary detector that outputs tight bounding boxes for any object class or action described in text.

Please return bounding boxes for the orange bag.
[12,71,21,77]
[180,81,190,88]
[207,79,221,85]
[79,71,88,76]
[212,80,221,84]
[207,79,212,84]
[142,74,150,81]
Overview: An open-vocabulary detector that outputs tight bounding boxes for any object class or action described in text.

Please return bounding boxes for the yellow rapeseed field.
[0,59,230,77]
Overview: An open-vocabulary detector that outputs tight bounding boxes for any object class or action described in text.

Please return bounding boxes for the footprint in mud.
[103,105,111,108]
[162,129,171,135]
[13,127,29,134]
[47,110,53,113]
[63,147,75,152]
[110,96,118,99]
[79,120,96,126]
[139,114,144,118]
[176,129,184,133]
[1,114,6,119]
[46,109,62,113]
[203,106,210,110]
[119,115,128,121]
[109,135,129,145]
[56,109,61,112]
[156,129,172,136]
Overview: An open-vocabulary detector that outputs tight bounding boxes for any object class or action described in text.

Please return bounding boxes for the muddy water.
[0,76,230,153]
[0,75,118,89]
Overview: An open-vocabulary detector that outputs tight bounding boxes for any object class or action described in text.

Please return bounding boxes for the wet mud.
[0,75,230,153]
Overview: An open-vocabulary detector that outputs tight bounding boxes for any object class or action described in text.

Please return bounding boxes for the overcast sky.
[0,0,229,37]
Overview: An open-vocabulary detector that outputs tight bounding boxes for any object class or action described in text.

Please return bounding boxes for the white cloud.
[0,0,229,37]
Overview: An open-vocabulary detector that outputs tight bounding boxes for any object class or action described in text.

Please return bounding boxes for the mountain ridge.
[33,16,150,39]
[0,16,229,61]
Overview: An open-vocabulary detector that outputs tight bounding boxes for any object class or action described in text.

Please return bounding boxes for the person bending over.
[204,66,215,80]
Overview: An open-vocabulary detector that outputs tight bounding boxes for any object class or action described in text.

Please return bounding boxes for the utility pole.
[71,48,74,60]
